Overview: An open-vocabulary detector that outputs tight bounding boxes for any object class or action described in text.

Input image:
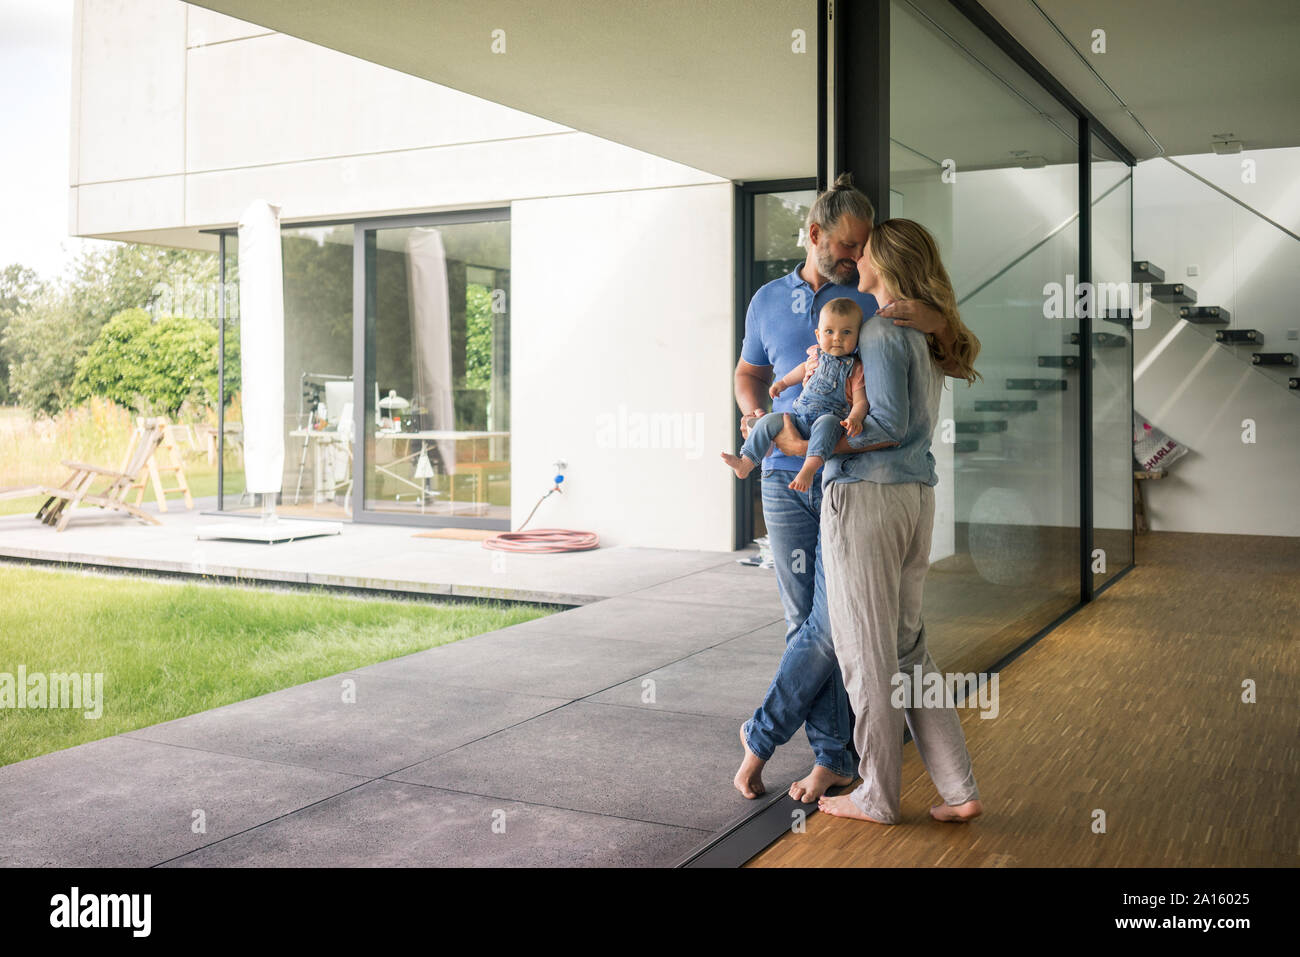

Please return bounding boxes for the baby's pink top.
[802,344,865,406]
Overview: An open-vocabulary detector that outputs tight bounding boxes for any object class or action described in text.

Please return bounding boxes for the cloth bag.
[1133,411,1189,471]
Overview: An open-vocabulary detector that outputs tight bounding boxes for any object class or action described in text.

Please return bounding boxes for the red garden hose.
[482,476,599,553]
[482,528,600,553]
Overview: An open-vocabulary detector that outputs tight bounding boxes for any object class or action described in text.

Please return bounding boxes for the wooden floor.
[747,531,1300,867]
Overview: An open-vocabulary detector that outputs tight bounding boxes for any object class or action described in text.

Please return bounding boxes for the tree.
[3,285,98,417]
[71,308,224,418]
[1,241,222,417]
[0,264,45,404]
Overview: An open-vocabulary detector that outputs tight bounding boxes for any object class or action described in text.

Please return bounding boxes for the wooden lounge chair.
[34,418,168,531]
[125,417,194,512]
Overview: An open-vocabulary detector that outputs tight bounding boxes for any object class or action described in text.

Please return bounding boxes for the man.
[732,173,960,803]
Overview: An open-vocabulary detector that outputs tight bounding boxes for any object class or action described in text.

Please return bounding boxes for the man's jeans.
[742,469,857,777]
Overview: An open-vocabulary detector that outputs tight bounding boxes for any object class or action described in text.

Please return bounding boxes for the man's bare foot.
[721,451,756,480]
[733,724,766,799]
[817,793,890,823]
[930,799,982,822]
[789,765,854,803]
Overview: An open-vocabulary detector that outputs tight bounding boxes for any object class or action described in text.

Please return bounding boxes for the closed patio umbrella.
[238,198,286,521]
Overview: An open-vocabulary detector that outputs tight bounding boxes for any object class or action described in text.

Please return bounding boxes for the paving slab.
[389,700,819,831]
[160,778,707,868]
[626,567,788,608]
[714,620,790,655]
[124,672,569,777]
[586,645,790,718]
[354,632,694,699]
[0,735,364,867]
[475,594,784,652]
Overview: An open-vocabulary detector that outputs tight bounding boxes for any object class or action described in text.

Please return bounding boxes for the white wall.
[1133,150,1300,536]
[512,184,736,550]
[70,1,725,233]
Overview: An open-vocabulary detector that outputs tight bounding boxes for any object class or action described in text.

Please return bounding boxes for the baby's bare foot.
[789,766,855,803]
[930,799,982,822]
[721,451,756,480]
[788,467,815,492]
[733,724,766,799]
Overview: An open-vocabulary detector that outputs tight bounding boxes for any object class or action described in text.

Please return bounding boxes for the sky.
[0,0,112,283]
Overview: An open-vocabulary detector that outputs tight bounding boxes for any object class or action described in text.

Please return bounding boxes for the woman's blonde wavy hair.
[868,219,981,385]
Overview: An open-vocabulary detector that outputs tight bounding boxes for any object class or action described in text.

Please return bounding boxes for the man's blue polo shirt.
[739,265,878,473]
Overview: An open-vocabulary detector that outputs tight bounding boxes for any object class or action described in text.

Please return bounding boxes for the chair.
[34,418,169,531]
[122,417,194,512]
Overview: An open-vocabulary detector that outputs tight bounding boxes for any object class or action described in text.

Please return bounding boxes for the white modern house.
[69,0,741,552]
[66,0,1299,635]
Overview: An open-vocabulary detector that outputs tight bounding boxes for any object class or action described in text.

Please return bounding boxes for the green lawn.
[0,564,555,767]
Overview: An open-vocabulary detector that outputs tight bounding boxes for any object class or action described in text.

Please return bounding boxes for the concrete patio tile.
[476,594,785,651]
[353,631,690,698]
[586,646,787,717]
[125,672,569,777]
[0,509,751,606]
[624,567,786,609]
[160,778,707,867]
[713,620,790,655]
[389,701,819,831]
[0,735,364,867]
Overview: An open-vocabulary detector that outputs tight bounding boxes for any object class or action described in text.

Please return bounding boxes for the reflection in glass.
[1091,137,1135,587]
[892,0,1083,673]
[222,224,355,520]
[746,190,817,541]
[362,218,511,522]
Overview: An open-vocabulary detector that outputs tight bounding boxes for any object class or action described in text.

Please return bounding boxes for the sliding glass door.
[357,211,511,527]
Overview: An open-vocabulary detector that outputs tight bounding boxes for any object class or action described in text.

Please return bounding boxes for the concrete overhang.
[183,0,1300,180]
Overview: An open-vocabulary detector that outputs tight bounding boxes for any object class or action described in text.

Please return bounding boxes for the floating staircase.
[1150,282,1197,303]
[1131,261,1164,283]
[1070,332,1127,347]
[1037,355,1095,369]
[1132,258,1296,398]
[1179,305,1229,324]
[1007,378,1067,391]
[1252,353,1295,366]
[956,420,1008,434]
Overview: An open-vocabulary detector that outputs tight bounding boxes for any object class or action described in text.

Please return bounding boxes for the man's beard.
[816,243,858,285]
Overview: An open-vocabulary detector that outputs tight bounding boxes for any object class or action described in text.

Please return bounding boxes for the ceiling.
[183,0,1300,179]
[980,0,1300,158]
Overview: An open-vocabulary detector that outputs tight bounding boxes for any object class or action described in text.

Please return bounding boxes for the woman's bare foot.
[789,766,855,803]
[733,724,766,799]
[930,799,982,822]
[817,793,890,823]
[721,451,756,480]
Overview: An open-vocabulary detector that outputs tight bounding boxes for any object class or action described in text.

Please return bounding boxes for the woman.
[814,219,985,825]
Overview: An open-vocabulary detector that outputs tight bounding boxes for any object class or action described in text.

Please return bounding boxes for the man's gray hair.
[806,172,876,238]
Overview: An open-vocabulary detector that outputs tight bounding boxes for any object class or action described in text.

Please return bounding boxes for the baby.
[722,297,869,492]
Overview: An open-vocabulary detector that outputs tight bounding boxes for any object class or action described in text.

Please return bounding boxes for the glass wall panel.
[222,224,354,519]
[1091,136,1135,587]
[361,217,511,522]
[745,189,817,542]
[891,0,1082,673]
[218,232,245,507]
